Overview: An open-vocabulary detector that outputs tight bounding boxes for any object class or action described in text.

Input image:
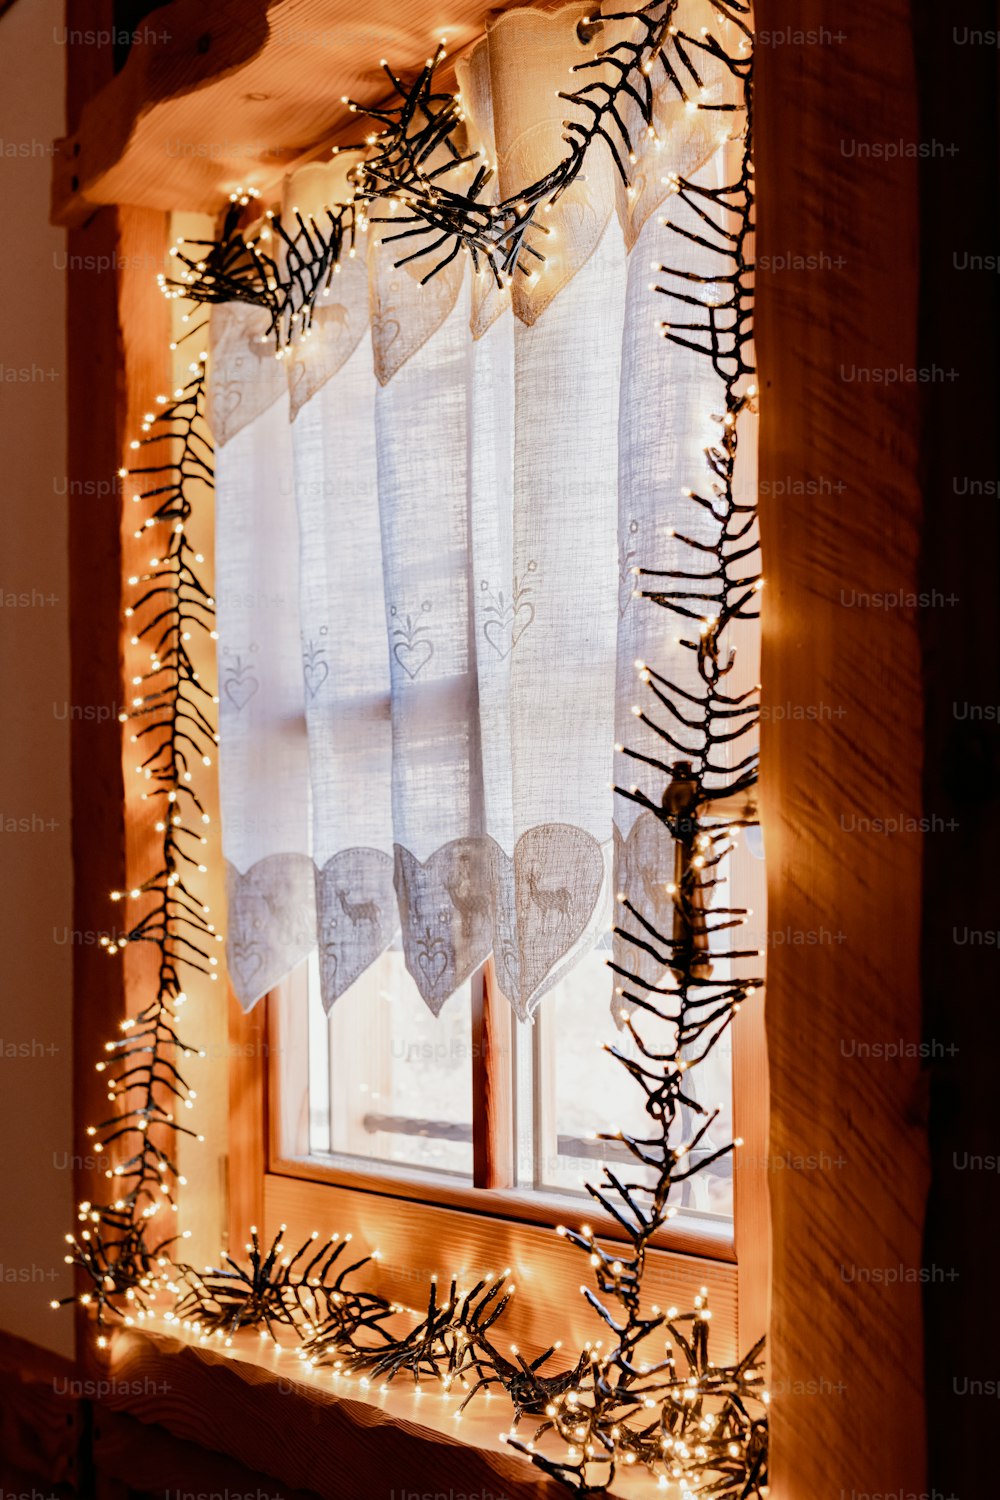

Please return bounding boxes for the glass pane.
[535,922,738,1222]
[513,1002,535,1188]
[531,941,663,1200]
[309,940,474,1179]
[306,950,330,1155]
[295,832,755,1222]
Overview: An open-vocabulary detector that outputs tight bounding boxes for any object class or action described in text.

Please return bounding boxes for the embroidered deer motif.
[445,877,489,938]
[337,889,379,927]
[444,850,489,938]
[526,869,572,924]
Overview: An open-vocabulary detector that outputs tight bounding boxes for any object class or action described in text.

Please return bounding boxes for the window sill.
[260,1169,740,1366]
[271,1150,737,1261]
[98,1320,664,1497]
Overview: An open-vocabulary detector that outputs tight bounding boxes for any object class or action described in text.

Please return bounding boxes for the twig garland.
[61,0,766,1491]
[161,0,752,349]
[55,346,219,1335]
[166,1227,392,1348]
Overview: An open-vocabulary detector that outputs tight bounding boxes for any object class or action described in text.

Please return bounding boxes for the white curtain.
[211,0,742,1020]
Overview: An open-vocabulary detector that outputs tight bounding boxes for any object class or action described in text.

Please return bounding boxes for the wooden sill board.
[100,1321,669,1497]
[52,0,503,226]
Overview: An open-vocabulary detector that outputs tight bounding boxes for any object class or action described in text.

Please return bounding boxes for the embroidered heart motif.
[494,824,604,1019]
[375,310,401,346]
[303,657,329,698]
[416,937,449,987]
[214,381,243,421]
[208,301,284,446]
[223,668,259,712]
[229,941,264,991]
[225,854,315,1010]
[483,600,535,659]
[370,240,464,386]
[482,617,508,659]
[371,309,402,373]
[395,840,491,1014]
[315,849,396,1008]
[393,637,433,680]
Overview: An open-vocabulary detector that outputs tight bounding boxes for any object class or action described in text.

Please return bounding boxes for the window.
[252,791,765,1357]
[280,838,761,1221]
[213,5,766,1357]
[264,792,763,1241]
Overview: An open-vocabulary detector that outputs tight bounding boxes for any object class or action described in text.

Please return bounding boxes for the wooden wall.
[756,0,929,1495]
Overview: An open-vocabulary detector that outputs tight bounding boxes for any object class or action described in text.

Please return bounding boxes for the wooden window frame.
[266,956,750,1235]
[229,925,769,1362]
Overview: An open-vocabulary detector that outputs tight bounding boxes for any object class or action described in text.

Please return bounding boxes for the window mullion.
[471,958,515,1188]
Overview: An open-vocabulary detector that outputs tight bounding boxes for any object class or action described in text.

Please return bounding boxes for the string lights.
[163,0,752,349]
[168,1227,393,1348]
[55,346,218,1325]
[61,0,767,1492]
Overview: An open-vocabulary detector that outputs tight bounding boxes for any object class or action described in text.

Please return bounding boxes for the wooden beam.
[51,0,500,225]
[472,958,515,1189]
[68,197,171,1374]
[65,0,116,135]
[67,203,128,1371]
[228,987,268,1251]
[756,1,928,1494]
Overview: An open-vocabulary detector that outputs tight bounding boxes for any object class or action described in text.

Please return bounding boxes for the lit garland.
[168,1227,393,1347]
[162,0,751,345]
[61,0,767,1492]
[55,350,219,1334]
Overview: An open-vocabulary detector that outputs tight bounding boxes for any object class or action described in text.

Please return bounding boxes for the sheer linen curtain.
[211,0,741,1021]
